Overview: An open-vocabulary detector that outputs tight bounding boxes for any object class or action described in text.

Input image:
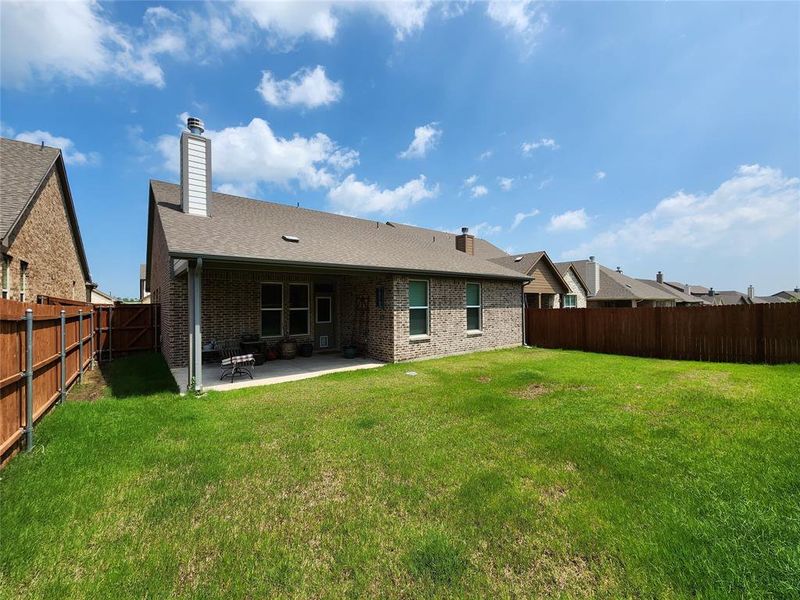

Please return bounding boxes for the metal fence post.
[59,309,66,404]
[90,309,95,370]
[24,308,34,451]
[78,309,84,384]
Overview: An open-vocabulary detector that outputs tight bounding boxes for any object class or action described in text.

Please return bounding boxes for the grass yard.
[1,348,798,599]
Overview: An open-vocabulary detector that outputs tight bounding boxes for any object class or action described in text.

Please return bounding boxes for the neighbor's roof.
[0,137,92,282]
[636,279,706,304]
[665,281,709,295]
[148,180,529,281]
[569,259,676,301]
[552,260,590,294]
[488,251,571,291]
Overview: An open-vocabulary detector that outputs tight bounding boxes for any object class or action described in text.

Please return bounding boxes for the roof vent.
[616,266,622,273]
[282,235,299,243]
[187,117,205,135]
[514,256,524,262]
[461,227,469,234]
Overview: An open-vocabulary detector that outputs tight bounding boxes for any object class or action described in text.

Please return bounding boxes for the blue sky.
[2,1,798,297]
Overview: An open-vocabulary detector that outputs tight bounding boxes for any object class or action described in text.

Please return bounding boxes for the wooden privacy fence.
[0,299,159,464]
[525,303,800,364]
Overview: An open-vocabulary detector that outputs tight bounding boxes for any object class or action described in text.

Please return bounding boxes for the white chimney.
[585,256,600,297]
[747,285,754,299]
[180,117,211,216]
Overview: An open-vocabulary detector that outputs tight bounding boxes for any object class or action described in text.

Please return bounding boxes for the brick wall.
[339,274,395,362]
[562,269,587,308]
[2,168,88,302]
[392,276,522,361]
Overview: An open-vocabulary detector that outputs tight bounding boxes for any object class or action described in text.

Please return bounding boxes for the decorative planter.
[342,345,357,359]
[265,348,279,361]
[299,342,313,358]
[280,340,297,359]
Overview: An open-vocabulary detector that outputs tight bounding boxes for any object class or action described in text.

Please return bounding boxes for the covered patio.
[171,353,385,394]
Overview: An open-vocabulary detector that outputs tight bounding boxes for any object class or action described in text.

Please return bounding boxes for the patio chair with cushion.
[218,341,256,383]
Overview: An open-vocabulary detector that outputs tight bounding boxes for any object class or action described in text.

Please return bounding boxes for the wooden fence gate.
[94,304,159,360]
[525,303,800,364]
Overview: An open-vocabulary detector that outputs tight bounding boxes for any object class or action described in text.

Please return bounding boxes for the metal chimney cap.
[187,116,205,135]
[589,255,595,262]
[461,227,469,234]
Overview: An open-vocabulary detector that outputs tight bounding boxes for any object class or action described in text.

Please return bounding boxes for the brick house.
[145,118,529,390]
[0,138,93,302]
[489,251,588,309]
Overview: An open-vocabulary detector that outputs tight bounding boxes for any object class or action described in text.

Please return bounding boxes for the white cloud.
[470,222,502,237]
[257,65,342,108]
[595,170,607,180]
[327,174,438,214]
[157,116,358,191]
[511,209,540,230]
[14,130,98,166]
[463,174,479,187]
[369,1,433,40]
[478,150,493,160]
[471,185,489,198]
[498,177,514,191]
[0,0,186,89]
[564,165,800,259]
[538,176,553,190]
[486,0,548,51]
[548,208,589,232]
[399,122,442,159]
[522,138,558,154]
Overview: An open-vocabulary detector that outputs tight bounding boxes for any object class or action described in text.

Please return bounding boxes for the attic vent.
[282,235,300,243]
[514,256,524,262]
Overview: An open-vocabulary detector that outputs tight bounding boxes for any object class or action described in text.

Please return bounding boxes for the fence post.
[78,309,84,383]
[24,308,34,451]
[90,309,95,370]
[59,309,66,404]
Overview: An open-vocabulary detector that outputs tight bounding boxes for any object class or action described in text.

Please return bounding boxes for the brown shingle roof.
[0,137,60,240]
[635,279,706,304]
[150,180,528,281]
[386,223,509,260]
[569,259,676,301]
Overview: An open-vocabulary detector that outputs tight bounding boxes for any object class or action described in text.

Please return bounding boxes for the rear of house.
[146,118,528,386]
[0,138,93,302]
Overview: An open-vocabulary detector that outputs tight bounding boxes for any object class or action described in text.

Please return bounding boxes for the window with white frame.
[563,294,577,308]
[20,261,28,302]
[1,255,9,299]
[466,282,482,331]
[260,283,283,337]
[289,283,310,335]
[409,280,429,336]
[315,296,332,323]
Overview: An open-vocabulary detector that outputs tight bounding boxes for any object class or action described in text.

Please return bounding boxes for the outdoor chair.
[218,341,256,383]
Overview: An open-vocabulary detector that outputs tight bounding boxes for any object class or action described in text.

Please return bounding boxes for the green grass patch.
[1,348,798,598]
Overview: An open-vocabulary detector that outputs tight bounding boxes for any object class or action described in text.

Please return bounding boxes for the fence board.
[525,304,800,364]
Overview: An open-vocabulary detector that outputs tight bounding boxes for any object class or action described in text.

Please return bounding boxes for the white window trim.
[466,281,482,333]
[315,295,332,324]
[288,282,311,337]
[563,293,577,308]
[260,281,283,338]
[19,261,28,303]
[1,255,9,299]
[409,278,430,338]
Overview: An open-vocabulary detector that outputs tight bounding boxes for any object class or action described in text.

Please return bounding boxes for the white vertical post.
[59,309,66,404]
[193,258,203,392]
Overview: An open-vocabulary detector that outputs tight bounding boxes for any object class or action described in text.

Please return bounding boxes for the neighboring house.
[772,288,800,302]
[569,257,677,307]
[693,286,788,305]
[91,288,115,305]
[0,138,94,302]
[635,272,706,306]
[552,261,589,308]
[139,263,151,303]
[145,118,529,385]
[488,251,579,308]
[664,281,711,297]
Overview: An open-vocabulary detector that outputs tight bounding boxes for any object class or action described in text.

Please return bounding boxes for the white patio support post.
[187,258,204,393]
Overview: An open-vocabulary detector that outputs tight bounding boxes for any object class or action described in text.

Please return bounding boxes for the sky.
[1,0,798,298]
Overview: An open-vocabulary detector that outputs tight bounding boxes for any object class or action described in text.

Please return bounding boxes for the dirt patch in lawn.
[674,369,752,396]
[511,383,555,399]
[476,376,492,384]
[67,367,109,402]
[540,484,568,505]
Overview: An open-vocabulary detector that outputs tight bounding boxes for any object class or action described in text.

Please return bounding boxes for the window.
[289,283,310,335]
[409,280,429,336]
[20,261,28,302]
[466,282,481,331]
[260,283,283,337]
[375,286,385,309]
[316,296,332,323]
[563,294,577,308]
[1,255,9,299]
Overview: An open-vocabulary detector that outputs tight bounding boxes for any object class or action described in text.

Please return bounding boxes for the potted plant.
[342,344,358,359]
[265,346,279,361]
[299,342,313,357]
[279,337,297,359]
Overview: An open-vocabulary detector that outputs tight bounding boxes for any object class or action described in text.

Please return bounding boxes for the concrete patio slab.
[171,353,385,394]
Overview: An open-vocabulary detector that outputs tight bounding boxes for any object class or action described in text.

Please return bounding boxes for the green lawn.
[1,349,798,599]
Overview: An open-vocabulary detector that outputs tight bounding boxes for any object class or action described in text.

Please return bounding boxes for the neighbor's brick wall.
[392,276,522,361]
[563,269,587,308]
[3,169,88,301]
